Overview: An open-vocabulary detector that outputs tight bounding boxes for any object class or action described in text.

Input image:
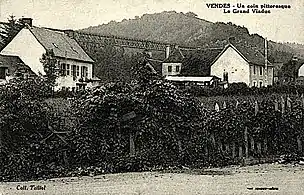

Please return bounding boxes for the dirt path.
[1,163,304,195]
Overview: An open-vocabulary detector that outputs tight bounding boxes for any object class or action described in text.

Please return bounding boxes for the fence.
[202,95,304,165]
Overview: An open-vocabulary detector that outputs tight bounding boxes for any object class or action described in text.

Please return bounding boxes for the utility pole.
[264,37,268,87]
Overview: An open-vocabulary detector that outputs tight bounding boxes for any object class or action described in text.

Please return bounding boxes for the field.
[1,163,304,195]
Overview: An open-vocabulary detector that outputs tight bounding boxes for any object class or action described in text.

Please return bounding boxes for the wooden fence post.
[244,128,248,158]
[257,142,262,155]
[232,142,236,158]
[0,129,2,148]
[225,144,229,154]
[129,132,135,156]
[178,140,182,154]
[263,138,268,154]
[218,141,223,152]
[250,136,255,155]
[63,150,69,167]
[210,133,216,146]
[239,146,243,158]
[204,144,208,156]
[297,136,302,154]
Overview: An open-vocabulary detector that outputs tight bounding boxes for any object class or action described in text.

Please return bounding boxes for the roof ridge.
[28,26,94,63]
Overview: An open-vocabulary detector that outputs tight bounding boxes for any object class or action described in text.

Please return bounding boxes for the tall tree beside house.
[40,50,59,92]
[0,15,23,49]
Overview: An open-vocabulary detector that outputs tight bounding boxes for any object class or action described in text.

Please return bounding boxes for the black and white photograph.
[0,0,303,194]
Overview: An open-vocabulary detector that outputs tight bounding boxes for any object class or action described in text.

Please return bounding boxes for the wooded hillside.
[82,11,303,64]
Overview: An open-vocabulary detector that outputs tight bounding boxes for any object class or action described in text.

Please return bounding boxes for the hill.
[82,11,303,64]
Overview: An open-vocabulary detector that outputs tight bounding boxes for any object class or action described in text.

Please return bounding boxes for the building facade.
[210,44,273,87]
[163,43,273,87]
[0,22,96,90]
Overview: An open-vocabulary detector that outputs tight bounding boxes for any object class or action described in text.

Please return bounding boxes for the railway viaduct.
[61,29,197,59]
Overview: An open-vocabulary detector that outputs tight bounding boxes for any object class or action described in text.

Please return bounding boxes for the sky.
[0,0,303,44]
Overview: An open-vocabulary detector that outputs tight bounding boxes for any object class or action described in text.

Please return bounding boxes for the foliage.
[71,79,203,170]
[0,15,23,49]
[0,78,66,181]
[40,50,59,90]
[182,82,304,97]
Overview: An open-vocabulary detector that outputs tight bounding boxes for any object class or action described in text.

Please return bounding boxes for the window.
[82,66,88,78]
[81,66,84,77]
[81,66,88,78]
[76,66,80,76]
[0,67,6,79]
[253,81,256,87]
[168,65,172,73]
[253,66,256,74]
[61,63,66,76]
[176,66,180,72]
[66,64,70,75]
[223,72,228,81]
[259,81,263,88]
[52,43,58,48]
[85,67,88,78]
[260,66,263,76]
[72,65,76,77]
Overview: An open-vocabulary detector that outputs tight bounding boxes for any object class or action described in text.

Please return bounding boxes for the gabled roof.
[179,48,223,76]
[28,26,94,63]
[0,54,25,67]
[163,47,185,63]
[0,54,34,75]
[213,43,271,66]
[147,58,163,74]
[184,48,223,66]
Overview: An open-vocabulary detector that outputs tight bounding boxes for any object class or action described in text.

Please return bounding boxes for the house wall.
[211,47,250,85]
[162,62,182,76]
[250,65,273,87]
[0,28,46,75]
[55,58,93,90]
[298,64,304,77]
[1,28,94,90]
[267,67,274,86]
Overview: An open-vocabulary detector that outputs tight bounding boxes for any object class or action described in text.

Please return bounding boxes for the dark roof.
[183,48,223,65]
[0,54,25,67]
[29,26,94,63]
[0,54,34,74]
[179,48,223,76]
[163,47,185,63]
[226,44,271,66]
[146,58,163,75]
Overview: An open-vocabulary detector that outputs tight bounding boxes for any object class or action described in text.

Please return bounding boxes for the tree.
[40,50,59,92]
[185,12,198,18]
[0,15,23,49]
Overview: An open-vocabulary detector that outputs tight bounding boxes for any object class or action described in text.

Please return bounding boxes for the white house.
[0,19,95,91]
[210,44,273,87]
[163,43,274,87]
[162,47,184,76]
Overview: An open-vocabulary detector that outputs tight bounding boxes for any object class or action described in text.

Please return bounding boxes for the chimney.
[264,37,268,87]
[165,45,170,58]
[19,17,33,27]
[228,37,236,45]
[64,29,75,39]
